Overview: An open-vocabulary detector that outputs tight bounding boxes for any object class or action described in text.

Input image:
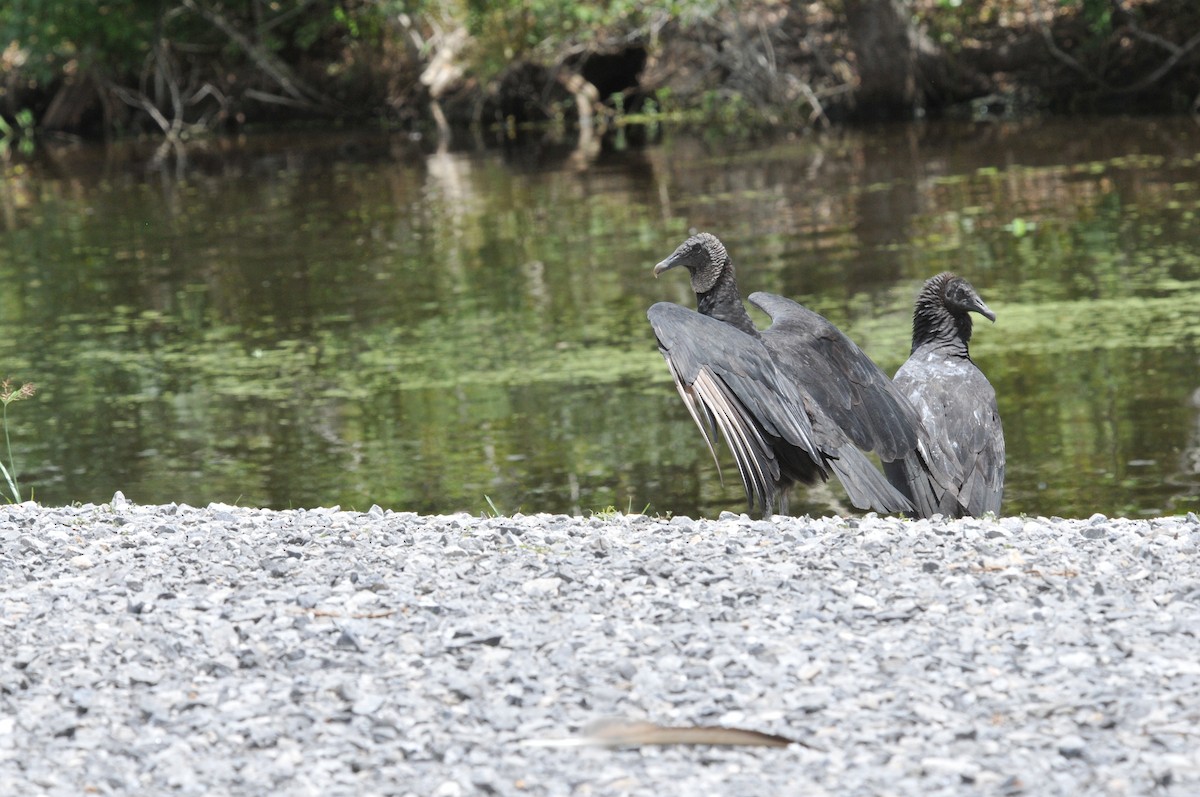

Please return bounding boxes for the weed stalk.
[1,378,37,503]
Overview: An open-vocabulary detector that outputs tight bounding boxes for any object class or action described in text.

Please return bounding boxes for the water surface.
[2,118,1199,517]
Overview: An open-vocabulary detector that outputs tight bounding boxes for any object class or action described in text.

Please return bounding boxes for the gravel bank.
[2,494,1199,796]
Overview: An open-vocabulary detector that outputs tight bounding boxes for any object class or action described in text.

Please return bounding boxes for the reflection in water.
[1,119,1199,517]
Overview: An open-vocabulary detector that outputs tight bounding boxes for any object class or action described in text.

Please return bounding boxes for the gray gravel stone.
[1,499,1199,795]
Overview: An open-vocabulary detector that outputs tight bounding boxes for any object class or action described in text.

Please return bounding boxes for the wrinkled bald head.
[653,232,730,294]
[938,273,996,322]
[911,272,995,350]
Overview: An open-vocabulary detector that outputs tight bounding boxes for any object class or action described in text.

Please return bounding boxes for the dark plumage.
[749,292,963,519]
[649,232,919,516]
[885,272,1005,517]
[647,303,833,514]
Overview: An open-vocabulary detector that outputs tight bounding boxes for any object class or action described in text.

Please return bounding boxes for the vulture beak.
[653,252,683,278]
[975,299,997,323]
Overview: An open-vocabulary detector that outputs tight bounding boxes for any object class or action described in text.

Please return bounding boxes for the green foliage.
[3,0,668,92]
[591,498,652,519]
[0,0,397,88]
[0,109,35,155]
[1061,0,1113,35]
[0,0,160,82]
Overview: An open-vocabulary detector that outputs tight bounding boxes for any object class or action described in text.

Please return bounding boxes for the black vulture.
[648,232,917,516]
[884,272,1005,517]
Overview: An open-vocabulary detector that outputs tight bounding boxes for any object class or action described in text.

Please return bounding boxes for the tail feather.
[829,447,914,514]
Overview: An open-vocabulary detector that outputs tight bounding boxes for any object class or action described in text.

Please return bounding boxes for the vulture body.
[886,272,1005,517]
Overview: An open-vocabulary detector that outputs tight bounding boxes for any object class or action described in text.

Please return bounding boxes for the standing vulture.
[648,232,935,516]
[885,273,1005,517]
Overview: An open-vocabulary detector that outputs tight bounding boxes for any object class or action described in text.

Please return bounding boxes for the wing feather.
[751,291,958,514]
[649,302,825,514]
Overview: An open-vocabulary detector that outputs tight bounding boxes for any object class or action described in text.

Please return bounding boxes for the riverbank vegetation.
[1,1,1199,143]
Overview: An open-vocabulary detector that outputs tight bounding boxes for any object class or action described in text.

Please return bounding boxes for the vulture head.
[653,232,730,294]
[941,274,996,322]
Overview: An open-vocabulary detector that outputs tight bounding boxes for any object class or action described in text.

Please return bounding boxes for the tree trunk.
[845,0,991,120]
[844,0,920,119]
[41,71,109,133]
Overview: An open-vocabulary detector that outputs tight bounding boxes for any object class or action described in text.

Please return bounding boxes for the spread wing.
[648,302,827,514]
[752,291,961,516]
[649,301,914,516]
